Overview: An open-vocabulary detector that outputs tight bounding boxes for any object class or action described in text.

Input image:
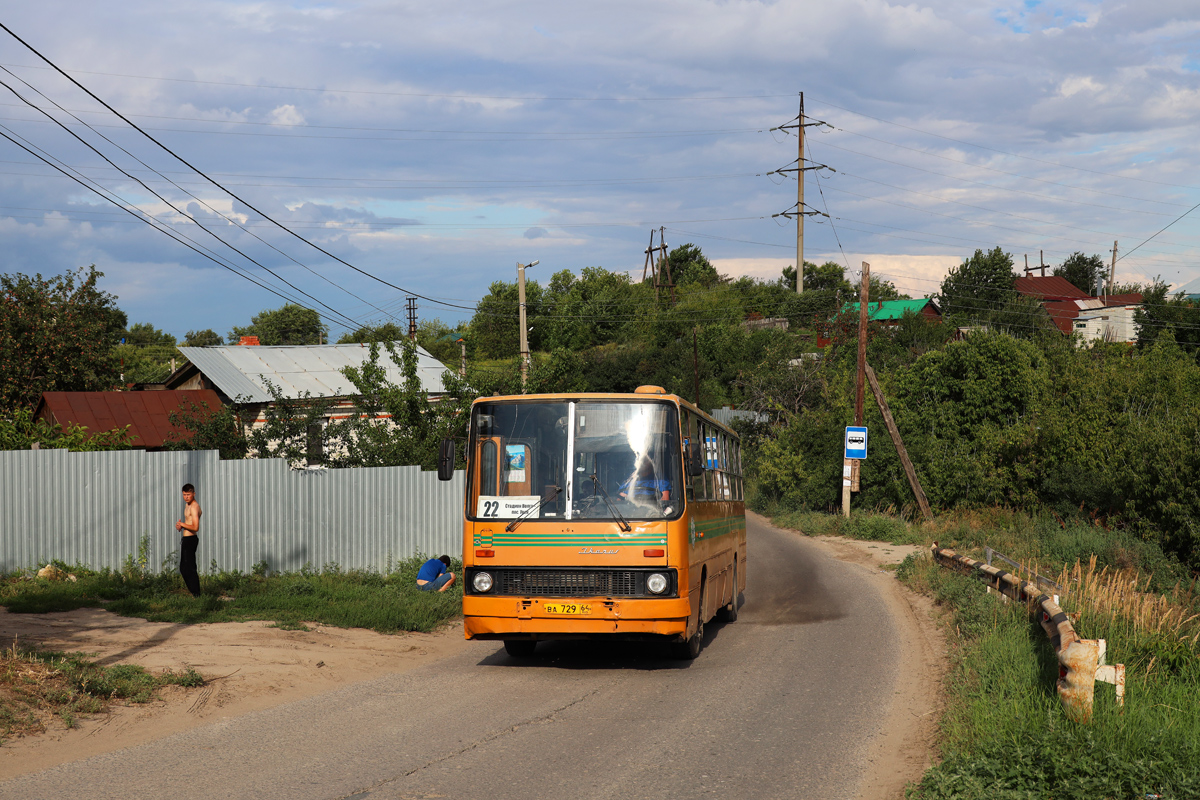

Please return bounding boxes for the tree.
[0,266,127,410]
[115,322,177,384]
[0,406,133,451]
[337,322,406,344]
[1053,252,1106,295]
[1134,280,1200,354]
[938,247,1016,320]
[470,280,542,359]
[165,399,248,459]
[327,339,473,469]
[229,304,327,345]
[666,244,722,288]
[183,329,223,347]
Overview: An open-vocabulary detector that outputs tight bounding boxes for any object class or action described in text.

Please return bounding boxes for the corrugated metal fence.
[0,449,465,574]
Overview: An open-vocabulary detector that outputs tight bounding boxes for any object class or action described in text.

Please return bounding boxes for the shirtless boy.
[175,483,202,597]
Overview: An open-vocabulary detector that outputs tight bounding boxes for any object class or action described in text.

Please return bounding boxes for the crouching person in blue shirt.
[416,555,455,592]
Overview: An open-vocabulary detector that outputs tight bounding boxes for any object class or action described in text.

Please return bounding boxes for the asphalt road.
[1,515,902,800]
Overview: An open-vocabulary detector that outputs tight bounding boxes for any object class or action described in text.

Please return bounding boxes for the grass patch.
[0,555,462,634]
[898,552,1200,799]
[0,641,204,742]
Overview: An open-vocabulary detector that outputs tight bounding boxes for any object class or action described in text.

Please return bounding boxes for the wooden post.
[856,263,869,426]
[865,363,933,522]
[842,457,852,517]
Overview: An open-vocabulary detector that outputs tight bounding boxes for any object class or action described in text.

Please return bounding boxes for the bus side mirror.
[685,440,703,477]
[437,438,456,481]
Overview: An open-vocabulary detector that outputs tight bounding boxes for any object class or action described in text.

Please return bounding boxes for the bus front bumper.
[463,595,691,640]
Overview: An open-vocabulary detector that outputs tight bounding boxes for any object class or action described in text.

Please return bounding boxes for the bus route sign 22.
[844,426,868,460]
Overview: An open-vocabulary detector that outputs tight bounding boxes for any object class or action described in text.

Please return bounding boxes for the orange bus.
[438,385,746,659]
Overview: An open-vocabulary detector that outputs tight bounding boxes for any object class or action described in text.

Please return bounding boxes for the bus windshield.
[469,400,682,521]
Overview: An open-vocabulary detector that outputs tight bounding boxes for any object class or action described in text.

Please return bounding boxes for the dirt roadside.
[0,610,471,780]
[798,533,947,800]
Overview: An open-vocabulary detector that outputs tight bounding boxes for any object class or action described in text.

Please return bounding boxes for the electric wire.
[0,69,387,330]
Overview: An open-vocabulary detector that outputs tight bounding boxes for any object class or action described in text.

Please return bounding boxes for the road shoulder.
[0,608,470,780]
[750,512,947,800]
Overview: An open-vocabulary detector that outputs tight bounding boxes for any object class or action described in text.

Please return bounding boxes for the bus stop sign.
[845,426,868,460]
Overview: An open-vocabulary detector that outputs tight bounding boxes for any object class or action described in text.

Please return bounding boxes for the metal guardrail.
[932,543,1124,724]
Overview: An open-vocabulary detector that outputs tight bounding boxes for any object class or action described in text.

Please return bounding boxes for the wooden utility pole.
[855,263,869,425]
[844,262,869,517]
[865,364,933,522]
[797,92,805,293]
[1108,240,1118,301]
[517,260,538,388]
[642,228,673,302]
[692,327,701,408]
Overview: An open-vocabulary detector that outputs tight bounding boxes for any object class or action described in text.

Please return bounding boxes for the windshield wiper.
[505,485,561,532]
[589,474,631,532]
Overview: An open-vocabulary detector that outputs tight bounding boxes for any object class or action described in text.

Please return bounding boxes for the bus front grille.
[471,568,675,598]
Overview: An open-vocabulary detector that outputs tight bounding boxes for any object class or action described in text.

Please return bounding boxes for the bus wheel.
[671,582,705,660]
[504,640,537,658]
[716,562,738,623]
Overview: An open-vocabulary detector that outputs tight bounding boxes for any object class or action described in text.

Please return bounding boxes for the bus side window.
[682,410,695,502]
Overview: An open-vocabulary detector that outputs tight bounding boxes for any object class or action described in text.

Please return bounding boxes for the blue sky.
[2,0,1199,341]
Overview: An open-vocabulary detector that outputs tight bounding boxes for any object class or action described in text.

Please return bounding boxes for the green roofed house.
[818,298,941,347]
[836,298,941,322]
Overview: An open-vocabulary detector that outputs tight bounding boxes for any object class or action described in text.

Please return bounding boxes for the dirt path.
[0,609,470,780]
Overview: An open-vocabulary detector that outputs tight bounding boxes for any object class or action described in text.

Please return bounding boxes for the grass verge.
[0,641,203,743]
[1,555,463,634]
[898,552,1200,799]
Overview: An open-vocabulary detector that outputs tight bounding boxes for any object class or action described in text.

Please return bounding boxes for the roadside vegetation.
[767,505,1200,798]
[0,641,203,743]
[1,553,463,634]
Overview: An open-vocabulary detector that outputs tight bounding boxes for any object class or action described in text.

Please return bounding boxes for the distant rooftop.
[173,342,448,403]
[836,298,939,321]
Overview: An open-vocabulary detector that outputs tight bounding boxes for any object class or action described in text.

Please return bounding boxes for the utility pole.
[1108,240,1118,302]
[458,337,466,378]
[642,228,672,303]
[770,92,832,293]
[844,262,869,518]
[406,297,417,341]
[796,93,805,293]
[693,327,701,408]
[1040,250,1046,278]
[517,260,539,388]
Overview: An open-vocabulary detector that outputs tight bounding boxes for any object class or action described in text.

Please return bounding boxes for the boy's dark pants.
[180,535,201,596]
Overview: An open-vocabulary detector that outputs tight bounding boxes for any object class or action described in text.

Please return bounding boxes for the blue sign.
[845,426,868,460]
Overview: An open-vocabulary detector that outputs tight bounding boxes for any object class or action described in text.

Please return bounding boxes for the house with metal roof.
[165,341,447,402]
[836,298,941,323]
[34,390,223,450]
[162,342,451,458]
[1013,275,1143,340]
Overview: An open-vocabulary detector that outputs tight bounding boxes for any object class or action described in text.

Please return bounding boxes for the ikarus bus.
[437,385,746,659]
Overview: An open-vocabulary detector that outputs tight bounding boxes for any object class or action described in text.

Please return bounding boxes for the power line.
[0,61,794,102]
[0,69,384,330]
[0,22,480,315]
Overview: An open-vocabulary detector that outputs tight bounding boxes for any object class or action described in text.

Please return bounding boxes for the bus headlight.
[646,573,669,595]
[472,572,494,593]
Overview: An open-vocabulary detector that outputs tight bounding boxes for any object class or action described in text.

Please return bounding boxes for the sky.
[1,1,1198,342]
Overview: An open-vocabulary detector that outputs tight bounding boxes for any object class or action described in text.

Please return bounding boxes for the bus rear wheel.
[503,640,537,658]
[716,562,738,623]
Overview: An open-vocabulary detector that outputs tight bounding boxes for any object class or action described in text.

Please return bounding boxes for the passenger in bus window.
[618,458,671,504]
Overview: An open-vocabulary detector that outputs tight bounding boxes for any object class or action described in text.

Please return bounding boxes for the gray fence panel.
[0,450,465,574]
